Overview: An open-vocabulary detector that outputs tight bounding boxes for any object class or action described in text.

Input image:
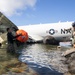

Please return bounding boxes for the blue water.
[19,44,68,75]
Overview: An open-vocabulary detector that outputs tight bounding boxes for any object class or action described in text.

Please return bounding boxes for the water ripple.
[19,44,68,75]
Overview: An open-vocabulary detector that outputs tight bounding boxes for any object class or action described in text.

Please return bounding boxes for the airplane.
[0,12,74,45]
[18,21,73,45]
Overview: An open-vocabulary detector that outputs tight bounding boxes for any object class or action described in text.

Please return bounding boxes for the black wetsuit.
[7,32,20,44]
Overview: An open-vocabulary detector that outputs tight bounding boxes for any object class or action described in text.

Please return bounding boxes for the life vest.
[16,29,28,42]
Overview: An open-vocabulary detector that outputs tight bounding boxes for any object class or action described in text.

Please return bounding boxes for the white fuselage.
[18,21,73,42]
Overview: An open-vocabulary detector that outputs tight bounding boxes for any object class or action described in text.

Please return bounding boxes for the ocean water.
[19,44,70,75]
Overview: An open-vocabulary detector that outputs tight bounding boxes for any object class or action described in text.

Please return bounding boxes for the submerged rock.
[3,62,38,75]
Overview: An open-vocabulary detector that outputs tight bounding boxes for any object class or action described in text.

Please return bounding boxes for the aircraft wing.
[28,34,43,42]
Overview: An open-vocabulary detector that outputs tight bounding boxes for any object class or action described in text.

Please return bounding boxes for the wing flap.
[28,34,43,41]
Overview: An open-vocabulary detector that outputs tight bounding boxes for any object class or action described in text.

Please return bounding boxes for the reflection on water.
[19,44,69,75]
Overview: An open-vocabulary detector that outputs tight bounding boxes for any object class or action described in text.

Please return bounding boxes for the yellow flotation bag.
[16,29,28,42]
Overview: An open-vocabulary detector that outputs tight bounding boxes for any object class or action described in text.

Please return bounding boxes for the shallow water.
[19,44,70,75]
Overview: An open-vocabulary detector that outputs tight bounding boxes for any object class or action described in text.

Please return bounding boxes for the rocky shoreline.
[63,49,75,75]
[2,68,38,75]
[2,62,39,75]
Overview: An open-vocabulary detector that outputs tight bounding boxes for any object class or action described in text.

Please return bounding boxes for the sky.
[0,0,75,26]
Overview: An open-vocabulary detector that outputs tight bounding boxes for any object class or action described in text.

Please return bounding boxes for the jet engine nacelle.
[43,36,59,45]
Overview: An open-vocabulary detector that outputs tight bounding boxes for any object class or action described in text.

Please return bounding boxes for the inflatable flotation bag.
[16,29,28,42]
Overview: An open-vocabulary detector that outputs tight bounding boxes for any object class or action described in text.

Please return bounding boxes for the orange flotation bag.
[16,29,28,42]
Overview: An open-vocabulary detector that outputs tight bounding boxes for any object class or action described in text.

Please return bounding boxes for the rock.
[64,52,75,75]
[57,46,61,50]
[69,60,75,74]
[0,33,7,43]
[62,49,75,57]
[3,62,38,75]
[64,72,71,75]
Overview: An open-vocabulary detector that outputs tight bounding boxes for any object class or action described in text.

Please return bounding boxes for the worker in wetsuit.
[71,22,75,48]
[65,22,75,48]
[6,28,21,53]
